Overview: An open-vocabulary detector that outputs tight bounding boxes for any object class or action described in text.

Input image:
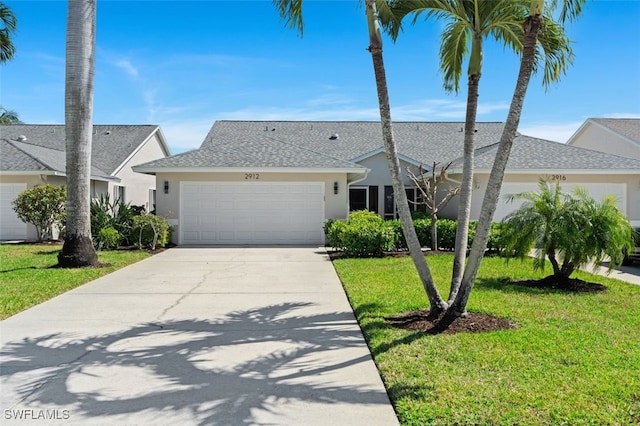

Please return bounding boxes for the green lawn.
[332,254,640,425]
[0,243,150,320]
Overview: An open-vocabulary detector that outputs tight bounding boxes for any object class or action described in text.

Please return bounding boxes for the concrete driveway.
[1,247,399,425]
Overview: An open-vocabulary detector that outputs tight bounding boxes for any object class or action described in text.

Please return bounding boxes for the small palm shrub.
[500,179,634,280]
[90,194,140,247]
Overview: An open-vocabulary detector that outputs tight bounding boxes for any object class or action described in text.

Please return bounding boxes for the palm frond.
[272,0,304,36]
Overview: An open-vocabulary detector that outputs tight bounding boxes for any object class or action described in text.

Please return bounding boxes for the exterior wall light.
[164,181,169,194]
[334,181,339,195]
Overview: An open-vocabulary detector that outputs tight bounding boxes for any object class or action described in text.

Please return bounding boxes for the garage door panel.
[1,183,27,240]
[180,182,325,245]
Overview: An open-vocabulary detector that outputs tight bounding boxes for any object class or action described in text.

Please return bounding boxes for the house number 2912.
[245,173,260,180]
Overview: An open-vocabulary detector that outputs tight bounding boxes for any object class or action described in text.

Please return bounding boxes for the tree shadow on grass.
[1,303,392,425]
[474,276,607,294]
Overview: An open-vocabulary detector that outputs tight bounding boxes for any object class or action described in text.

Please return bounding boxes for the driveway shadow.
[1,303,392,425]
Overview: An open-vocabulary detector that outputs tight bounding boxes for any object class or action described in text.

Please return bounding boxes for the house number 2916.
[551,174,566,181]
[245,173,260,180]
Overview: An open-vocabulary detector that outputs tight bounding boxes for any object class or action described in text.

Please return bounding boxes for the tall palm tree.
[387,0,526,304]
[0,2,17,63]
[274,0,448,315]
[450,0,584,317]
[58,0,98,267]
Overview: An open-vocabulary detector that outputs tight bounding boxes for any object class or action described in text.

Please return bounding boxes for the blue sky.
[2,0,639,154]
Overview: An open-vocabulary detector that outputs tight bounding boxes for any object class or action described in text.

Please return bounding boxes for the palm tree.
[0,2,17,63]
[500,179,634,282]
[0,106,21,124]
[274,0,448,315]
[387,0,527,304]
[450,0,584,317]
[58,0,98,267]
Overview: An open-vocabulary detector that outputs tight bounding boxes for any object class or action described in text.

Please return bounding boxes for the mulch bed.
[386,310,517,335]
[506,275,608,293]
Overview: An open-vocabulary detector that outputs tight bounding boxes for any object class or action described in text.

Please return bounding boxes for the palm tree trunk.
[365,0,447,316]
[58,0,98,267]
[449,12,543,317]
[449,71,480,304]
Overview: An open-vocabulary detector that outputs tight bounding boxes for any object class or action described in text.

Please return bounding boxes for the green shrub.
[97,227,121,250]
[325,219,346,248]
[486,222,504,254]
[414,218,432,248]
[12,184,66,241]
[132,214,170,250]
[327,210,396,257]
[90,194,138,247]
[436,219,457,250]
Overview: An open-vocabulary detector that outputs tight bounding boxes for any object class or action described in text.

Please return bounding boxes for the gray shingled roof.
[136,133,364,170]
[1,138,111,177]
[590,118,640,144]
[201,120,506,166]
[0,124,163,175]
[132,120,640,174]
[455,135,640,171]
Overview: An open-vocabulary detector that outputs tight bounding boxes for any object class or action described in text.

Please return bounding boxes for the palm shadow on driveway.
[2,302,393,425]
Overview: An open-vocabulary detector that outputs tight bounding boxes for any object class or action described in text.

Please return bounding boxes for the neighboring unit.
[567,118,640,161]
[0,125,171,241]
[134,121,640,246]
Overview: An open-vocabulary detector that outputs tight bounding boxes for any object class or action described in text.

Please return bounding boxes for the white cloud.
[604,112,640,119]
[160,118,216,153]
[115,59,140,79]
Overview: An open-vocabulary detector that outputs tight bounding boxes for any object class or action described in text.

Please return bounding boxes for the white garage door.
[181,182,325,245]
[494,182,627,222]
[1,183,27,240]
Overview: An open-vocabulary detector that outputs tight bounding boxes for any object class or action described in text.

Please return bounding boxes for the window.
[384,185,417,219]
[368,185,379,214]
[113,185,125,204]
[149,189,156,213]
[349,187,368,212]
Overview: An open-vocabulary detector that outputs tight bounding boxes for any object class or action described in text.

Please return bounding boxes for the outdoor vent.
[17,135,27,142]
[104,131,111,135]
[329,133,339,140]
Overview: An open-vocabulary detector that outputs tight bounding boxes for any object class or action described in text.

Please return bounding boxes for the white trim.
[133,166,367,174]
[350,147,423,168]
[0,170,120,182]
[450,168,640,175]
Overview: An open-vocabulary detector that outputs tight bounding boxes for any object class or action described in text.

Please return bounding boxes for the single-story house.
[567,118,640,161]
[0,124,171,241]
[133,120,640,246]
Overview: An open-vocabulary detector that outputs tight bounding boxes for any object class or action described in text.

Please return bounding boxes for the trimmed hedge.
[326,214,504,257]
[325,210,396,257]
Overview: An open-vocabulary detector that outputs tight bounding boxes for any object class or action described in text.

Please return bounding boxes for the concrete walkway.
[1,247,399,425]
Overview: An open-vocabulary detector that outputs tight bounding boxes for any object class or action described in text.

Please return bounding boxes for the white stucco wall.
[569,124,640,160]
[112,132,167,210]
[440,172,640,225]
